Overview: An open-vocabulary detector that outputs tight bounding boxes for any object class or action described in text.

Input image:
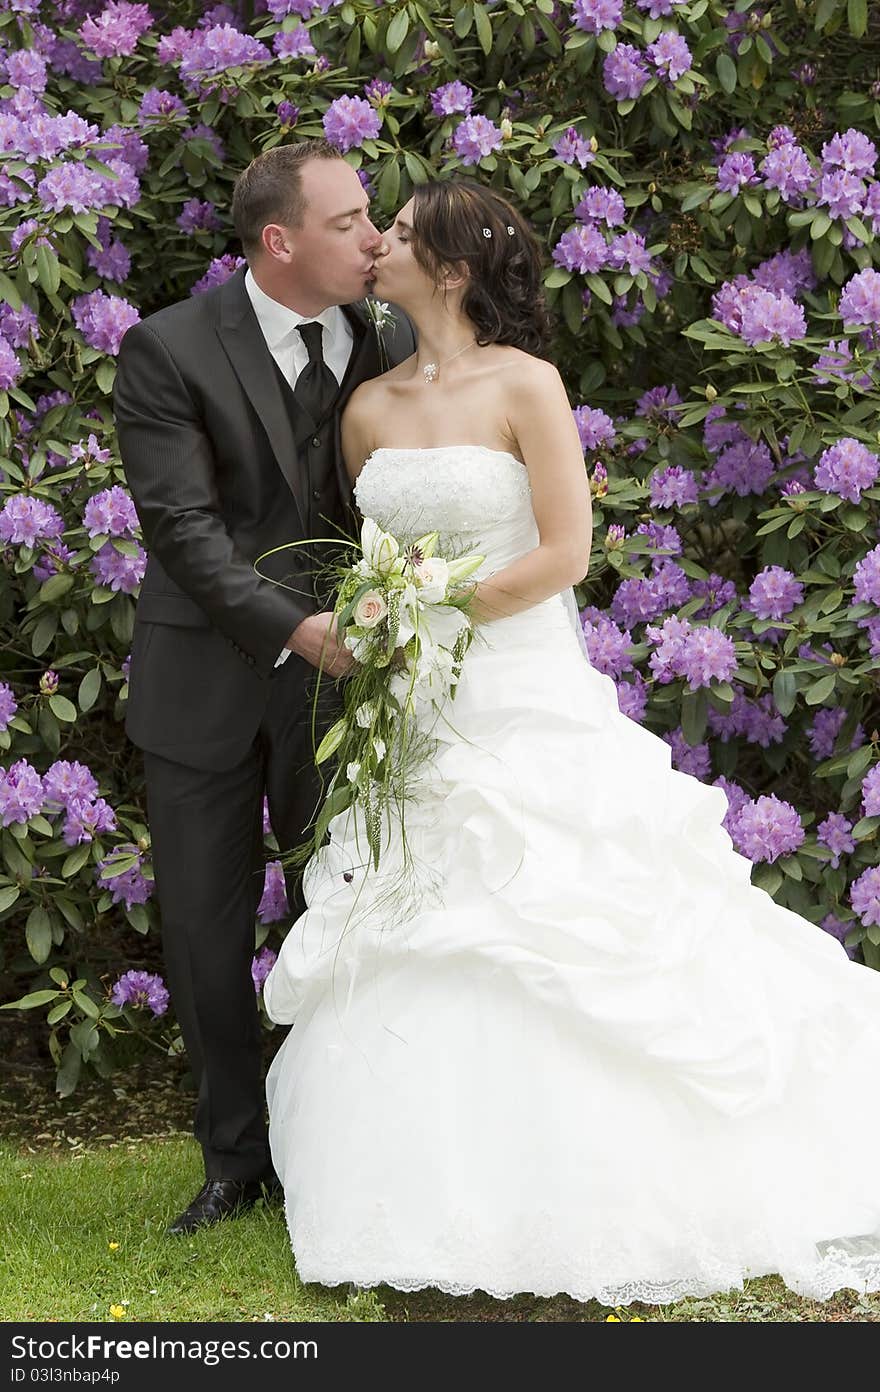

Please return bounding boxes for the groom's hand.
[286,612,356,678]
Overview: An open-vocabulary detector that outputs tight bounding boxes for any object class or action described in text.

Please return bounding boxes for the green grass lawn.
[3,1137,880,1323]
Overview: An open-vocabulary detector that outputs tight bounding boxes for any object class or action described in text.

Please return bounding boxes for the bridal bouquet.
[306,517,484,872]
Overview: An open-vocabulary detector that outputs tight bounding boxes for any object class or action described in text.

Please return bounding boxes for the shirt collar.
[244,266,346,351]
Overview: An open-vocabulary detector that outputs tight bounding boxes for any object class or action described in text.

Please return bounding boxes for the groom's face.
[284,158,384,306]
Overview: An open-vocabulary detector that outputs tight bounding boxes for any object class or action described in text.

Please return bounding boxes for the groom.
[113,140,414,1234]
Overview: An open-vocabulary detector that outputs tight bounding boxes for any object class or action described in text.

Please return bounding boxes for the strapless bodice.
[353,445,536,576]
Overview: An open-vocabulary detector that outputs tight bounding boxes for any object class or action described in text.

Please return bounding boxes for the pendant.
[423,362,438,384]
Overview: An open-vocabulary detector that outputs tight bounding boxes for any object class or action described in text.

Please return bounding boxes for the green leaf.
[46,1000,72,1025]
[1,988,60,1011]
[31,610,58,657]
[35,245,61,296]
[385,6,410,51]
[810,211,832,240]
[0,885,20,914]
[61,844,91,878]
[848,0,868,38]
[39,572,74,604]
[846,745,873,780]
[716,52,737,94]
[544,267,573,289]
[78,667,102,712]
[72,987,100,1020]
[49,695,78,724]
[55,1042,82,1097]
[315,717,349,764]
[95,359,116,395]
[25,906,52,964]
[377,157,400,213]
[752,864,782,896]
[473,2,492,53]
[804,673,836,705]
[852,815,880,840]
[772,669,797,717]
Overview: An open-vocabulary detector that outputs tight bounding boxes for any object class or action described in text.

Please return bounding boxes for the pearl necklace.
[420,338,477,384]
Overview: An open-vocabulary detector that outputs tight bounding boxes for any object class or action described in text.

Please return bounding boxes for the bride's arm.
[467,359,592,624]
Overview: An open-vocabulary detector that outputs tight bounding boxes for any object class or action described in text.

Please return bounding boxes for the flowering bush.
[1,0,879,1094]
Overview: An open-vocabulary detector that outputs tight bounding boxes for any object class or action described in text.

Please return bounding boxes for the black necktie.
[292,321,338,426]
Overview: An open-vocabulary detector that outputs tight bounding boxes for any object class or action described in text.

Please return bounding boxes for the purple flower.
[258,859,290,923]
[322,94,381,153]
[703,436,776,501]
[182,122,225,162]
[663,727,711,779]
[853,544,880,606]
[138,88,186,124]
[817,812,855,869]
[96,844,152,908]
[276,100,299,128]
[85,219,131,282]
[759,143,814,202]
[4,49,48,93]
[63,794,116,847]
[732,794,805,863]
[817,170,865,221]
[110,969,169,1016]
[430,81,473,117]
[70,433,111,466]
[850,866,880,927]
[0,495,64,548]
[580,614,634,678]
[10,218,49,253]
[43,760,99,812]
[649,465,699,508]
[717,152,758,193]
[635,521,681,555]
[90,541,147,593]
[0,681,17,732]
[814,438,879,503]
[573,0,622,32]
[753,248,816,300]
[573,405,616,450]
[813,338,873,389]
[822,129,877,179]
[575,186,625,226]
[646,32,691,83]
[179,25,272,87]
[636,0,686,14]
[608,230,652,276]
[680,626,738,690]
[553,223,609,275]
[714,775,751,839]
[748,565,804,621]
[191,254,245,296]
[252,945,278,992]
[83,485,139,539]
[37,163,108,214]
[274,29,316,59]
[452,114,503,166]
[0,338,22,391]
[861,766,880,817]
[363,78,392,106]
[79,2,153,58]
[0,760,44,826]
[807,702,841,756]
[603,43,651,101]
[738,288,806,347]
[553,128,596,169]
[690,576,740,620]
[71,290,140,355]
[176,197,221,235]
[615,672,648,722]
[33,541,76,584]
[839,267,880,328]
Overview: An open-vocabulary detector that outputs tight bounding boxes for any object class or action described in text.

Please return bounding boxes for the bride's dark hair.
[410,177,553,356]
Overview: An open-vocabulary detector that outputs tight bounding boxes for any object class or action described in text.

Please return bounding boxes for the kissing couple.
[115,140,880,1305]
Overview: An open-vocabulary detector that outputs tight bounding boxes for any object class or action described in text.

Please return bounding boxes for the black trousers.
[142,655,339,1181]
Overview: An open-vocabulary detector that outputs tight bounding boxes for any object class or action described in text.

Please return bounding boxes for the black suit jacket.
[113,266,415,771]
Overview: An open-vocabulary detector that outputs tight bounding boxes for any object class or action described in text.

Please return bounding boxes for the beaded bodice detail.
[353,445,535,574]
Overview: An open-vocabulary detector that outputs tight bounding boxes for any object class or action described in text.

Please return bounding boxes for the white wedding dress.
[264,444,880,1306]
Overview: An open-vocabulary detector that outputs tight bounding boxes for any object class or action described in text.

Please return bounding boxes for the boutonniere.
[363,296,396,373]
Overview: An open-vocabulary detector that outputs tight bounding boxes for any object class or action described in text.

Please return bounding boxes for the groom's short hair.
[232,139,343,258]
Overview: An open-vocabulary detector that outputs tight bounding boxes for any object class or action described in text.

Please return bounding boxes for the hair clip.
[482,227,492,238]
[507,225,515,236]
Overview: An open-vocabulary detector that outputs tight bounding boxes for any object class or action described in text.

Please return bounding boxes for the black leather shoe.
[167,1174,282,1236]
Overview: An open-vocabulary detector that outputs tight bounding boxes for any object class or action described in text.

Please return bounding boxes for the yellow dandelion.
[108,1242,120,1251]
[605,1314,621,1322]
[109,1305,125,1320]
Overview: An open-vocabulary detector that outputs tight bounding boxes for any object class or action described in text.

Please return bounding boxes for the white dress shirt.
[244,267,355,669]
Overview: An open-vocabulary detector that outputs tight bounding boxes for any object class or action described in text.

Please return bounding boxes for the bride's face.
[372,198,429,306]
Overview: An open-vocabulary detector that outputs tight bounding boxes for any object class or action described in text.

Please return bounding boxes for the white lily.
[361,517,399,576]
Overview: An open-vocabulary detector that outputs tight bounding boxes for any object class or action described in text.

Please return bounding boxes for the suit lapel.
[215,268,307,531]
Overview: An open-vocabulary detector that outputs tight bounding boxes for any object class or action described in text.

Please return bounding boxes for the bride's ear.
[441,259,470,292]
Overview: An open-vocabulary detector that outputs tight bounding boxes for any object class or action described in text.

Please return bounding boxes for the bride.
[263,175,880,1305]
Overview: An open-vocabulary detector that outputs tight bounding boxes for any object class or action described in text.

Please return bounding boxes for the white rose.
[355,701,378,729]
[372,738,386,764]
[346,761,361,783]
[412,556,449,604]
[353,590,388,629]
